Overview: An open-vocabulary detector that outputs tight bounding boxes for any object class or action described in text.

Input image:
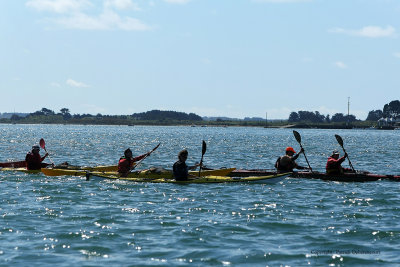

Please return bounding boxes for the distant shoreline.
[3,106,399,129]
[1,121,396,130]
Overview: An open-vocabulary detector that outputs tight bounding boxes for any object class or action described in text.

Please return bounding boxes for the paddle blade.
[152,143,161,152]
[293,130,301,144]
[39,138,46,149]
[202,140,207,155]
[335,134,344,147]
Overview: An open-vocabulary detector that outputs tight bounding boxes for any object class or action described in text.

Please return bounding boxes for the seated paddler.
[25,145,49,170]
[173,149,201,181]
[326,150,352,175]
[118,148,150,177]
[275,146,308,173]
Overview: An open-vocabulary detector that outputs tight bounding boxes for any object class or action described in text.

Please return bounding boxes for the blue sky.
[1,0,399,119]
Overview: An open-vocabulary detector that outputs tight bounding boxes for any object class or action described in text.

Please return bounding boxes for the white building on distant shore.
[378,117,400,127]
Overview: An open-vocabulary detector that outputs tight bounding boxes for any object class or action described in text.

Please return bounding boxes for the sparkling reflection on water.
[0,124,399,266]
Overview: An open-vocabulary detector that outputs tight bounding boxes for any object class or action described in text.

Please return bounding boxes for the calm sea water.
[0,124,399,266]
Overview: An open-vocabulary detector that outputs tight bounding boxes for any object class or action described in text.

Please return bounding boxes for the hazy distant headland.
[1,100,399,129]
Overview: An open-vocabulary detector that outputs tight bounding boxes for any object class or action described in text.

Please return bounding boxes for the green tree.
[366,110,383,121]
[383,100,400,118]
[288,112,299,122]
[60,108,72,120]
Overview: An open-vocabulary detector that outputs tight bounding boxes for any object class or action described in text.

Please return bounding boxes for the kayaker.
[326,150,351,175]
[118,148,150,177]
[275,146,308,173]
[25,145,49,170]
[173,149,201,181]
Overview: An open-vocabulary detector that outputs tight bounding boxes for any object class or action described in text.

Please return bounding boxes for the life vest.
[326,156,346,175]
[25,152,42,170]
[275,155,296,172]
[118,156,132,174]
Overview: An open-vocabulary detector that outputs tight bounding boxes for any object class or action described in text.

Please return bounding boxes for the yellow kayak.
[42,167,235,178]
[87,172,290,184]
[41,165,119,176]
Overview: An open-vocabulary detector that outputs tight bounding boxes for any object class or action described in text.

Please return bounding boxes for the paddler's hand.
[190,162,201,170]
[344,152,348,158]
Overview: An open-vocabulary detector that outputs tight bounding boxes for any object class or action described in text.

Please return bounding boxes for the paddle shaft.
[198,154,204,176]
[39,139,54,165]
[292,131,312,171]
[130,143,160,171]
[339,145,355,172]
[198,141,207,176]
[42,146,55,165]
[335,134,355,172]
[298,143,312,171]
[131,154,149,171]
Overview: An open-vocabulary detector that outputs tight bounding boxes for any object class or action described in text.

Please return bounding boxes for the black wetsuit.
[173,160,189,181]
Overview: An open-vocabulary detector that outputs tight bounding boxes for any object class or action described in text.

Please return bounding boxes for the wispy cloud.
[67,79,90,88]
[26,0,151,31]
[55,10,151,31]
[26,0,92,14]
[334,61,348,69]
[394,52,400,58]
[163,0,191,4]
[104,0,141,11]
[329,25,396,38]
[252,0,311,3]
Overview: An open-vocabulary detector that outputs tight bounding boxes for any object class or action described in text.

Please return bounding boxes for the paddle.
[39,138,55,165]
[198,140,207,176]
[334,134,355,172]
[130,143,161,172]
[293,130,312,171]
[86,143,161,181]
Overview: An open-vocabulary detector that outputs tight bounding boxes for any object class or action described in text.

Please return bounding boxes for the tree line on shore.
[1,100,398,127]
[1,109,202,125]
[289,100,399,124]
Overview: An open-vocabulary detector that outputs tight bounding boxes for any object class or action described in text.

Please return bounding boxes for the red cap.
[286,147,296,153]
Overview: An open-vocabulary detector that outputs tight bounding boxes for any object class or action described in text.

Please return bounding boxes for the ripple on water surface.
[1,125,399,266]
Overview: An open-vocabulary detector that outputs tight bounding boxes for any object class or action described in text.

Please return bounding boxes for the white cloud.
[27,0,151,31]
[26,0,91,14]
[163,0,191,4]
[66,79,90,88]
[55,10,151,31]
[104,0,141,11]
[252,0,311,3]
[334,61,348,69]
[329,25,396,38]
[394,52,400,58]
